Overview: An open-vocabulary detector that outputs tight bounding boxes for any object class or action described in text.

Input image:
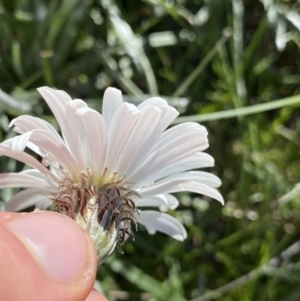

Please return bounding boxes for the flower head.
[0,87,223,263]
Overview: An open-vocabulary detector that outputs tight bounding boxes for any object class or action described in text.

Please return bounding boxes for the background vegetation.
[1,0,300,300]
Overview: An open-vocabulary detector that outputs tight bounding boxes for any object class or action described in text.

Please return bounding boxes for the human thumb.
[0,211,98,301]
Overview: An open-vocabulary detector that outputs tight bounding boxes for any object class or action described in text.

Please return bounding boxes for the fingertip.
[0,211,98,301]
[85,290,109,301]
[9,211,95,284]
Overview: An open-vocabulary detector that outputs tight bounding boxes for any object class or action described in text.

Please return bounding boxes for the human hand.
[0,210,108,301]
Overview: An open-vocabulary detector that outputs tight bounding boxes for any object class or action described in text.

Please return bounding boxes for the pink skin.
[0,211,107,301]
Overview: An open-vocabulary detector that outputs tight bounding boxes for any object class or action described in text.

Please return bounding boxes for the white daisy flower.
[0,86,223,263]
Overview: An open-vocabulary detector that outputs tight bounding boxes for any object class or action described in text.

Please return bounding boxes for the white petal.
[162,194,179,210]
[135,196,168,207]
[150,122,207,155]
[173,182,224,204]
[9,115,62,140]
[0,144,59,183]
[104,103,140,175]
[4,137,42,154]
[125,105,179,177]
[37,87,86,170]
[102,87,123,128]
[0,173,55,190]
[131,127,208,183]
[135,194,179,210]
[37,87,69,126]
[9,129,78,178]
[25,141,46,157]
[138,178,186,197]
[187,171,222,187]
[11,131,32,153]
[151,171,222,188]
[136,96,179,136]
[132,152,215,188]
[137,96,168,109]
[115,106,163,176]
[55,89,72,101]
[76,107,107,178]
[5,188,50,211]
[138,177,224,204]
[20,169,50,178]
[72,98,88,110]
[153,105,179,135]
[136,210,187,241]
[35,199,52,210]
[149,131,207,170]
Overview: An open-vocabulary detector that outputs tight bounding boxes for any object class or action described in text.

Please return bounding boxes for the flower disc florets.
[52,168,139,263]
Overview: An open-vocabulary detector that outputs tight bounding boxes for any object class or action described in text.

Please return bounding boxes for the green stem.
[172,94,300,124]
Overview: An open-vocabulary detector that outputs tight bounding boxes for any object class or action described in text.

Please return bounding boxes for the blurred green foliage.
[1,0,300,300]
